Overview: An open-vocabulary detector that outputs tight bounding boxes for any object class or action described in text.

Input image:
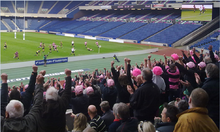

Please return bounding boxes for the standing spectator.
[37,69,72,132]
[202,63,219,128]
[88,105,107,132]
[100,101,114,130]
[108,103,122,132]
[156,104,179,132]
[1,73,44,132]
[173,88,219,132]
[116,103,139,132]
[127,68,160,123]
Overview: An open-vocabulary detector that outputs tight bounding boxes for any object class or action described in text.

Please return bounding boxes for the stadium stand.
[49,1,70,14]
[1,1,15,13]
[27,1,41,13]
[1,21,8,30]
[2,18,15,30]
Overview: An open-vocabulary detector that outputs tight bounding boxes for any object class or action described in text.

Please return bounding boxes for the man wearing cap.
[70,85,89,119]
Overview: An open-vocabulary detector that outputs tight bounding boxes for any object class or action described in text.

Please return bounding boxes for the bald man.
[174,88,219,132]
[88,105,106,132]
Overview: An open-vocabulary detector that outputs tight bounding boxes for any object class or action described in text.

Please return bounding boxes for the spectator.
[70,85,89,119]
[100,101,114,130]
[128,68,160,123]
[72,113,95,132]
[156,104,179,132]
[138,121,155,132]
[116,102,139,132]
[202,63,219,128]
[88,105,106,132]
[175,99,189,113]
[37,69,72,132]
[99,78,117,109]
[108,103,122,132]
[173,88,219,132]
[1,72,44,132]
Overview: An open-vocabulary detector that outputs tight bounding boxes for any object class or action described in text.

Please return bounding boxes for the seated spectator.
[100,78,117,109]
[72,113,95,132]
[138,121,155,132]
[116,103,139,132]
[100,101,114,130]
[88,105,106,132]
[70,85,89,119]
[173,88,219,132]
[156,104,179,132]
[108,103,122,132]
[175,99,189,113]
[1,72,44,132]
[37,69,72,132]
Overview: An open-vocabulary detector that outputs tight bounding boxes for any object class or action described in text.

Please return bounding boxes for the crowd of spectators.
[1,45,219,132]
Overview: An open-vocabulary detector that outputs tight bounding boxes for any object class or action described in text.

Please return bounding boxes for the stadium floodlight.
[98,45,101,54]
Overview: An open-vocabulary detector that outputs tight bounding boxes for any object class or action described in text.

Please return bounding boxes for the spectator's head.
[46,86,59,101]
[171,53,179,61]
[88,105,97,119]
[132,68,142,77]
[205,63,219,79]
[100,101,110,113]
[9,89,21,101]
[204,56,212,64]
[161,104,179,123]
[107,79,114,87]
[117,103,130,121]
[86,86,94,95]
[189,88,209,108]
[6,100,24,118]
[177,100,189,113]
[136,75,143,85]
[152,66,163,76]
[198,62,206,70]
[24,84,28,90]
[113,103,120,119]
[73,113,87,131]
[141,68,153,82]
[138,121,155,132]
[118,74,128,86]
[75,85,83,96]
[186,61,195,69]
[169,64,176,71]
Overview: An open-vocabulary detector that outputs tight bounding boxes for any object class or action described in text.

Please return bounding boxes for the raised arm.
[144,58,147,68]
[148,55,152,69]
[1,73,8,117]
[124,58,128,74]
[61,69,72,108]
[126,58,135,91]
[208,45,217,63]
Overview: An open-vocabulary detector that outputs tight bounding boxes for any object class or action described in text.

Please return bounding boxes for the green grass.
[1,32,153,64]
[181,9,212,21]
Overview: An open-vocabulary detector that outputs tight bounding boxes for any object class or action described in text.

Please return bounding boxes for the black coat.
[116,117,139,132]
[156,122,176,132]
[70,94,89,117]
[1,84,43,132]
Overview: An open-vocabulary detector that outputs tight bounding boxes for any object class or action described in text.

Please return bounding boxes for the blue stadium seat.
[27,1,41,13]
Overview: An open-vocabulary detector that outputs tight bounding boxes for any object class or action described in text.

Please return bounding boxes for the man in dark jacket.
[156,104,179,132]
[116,102,139,132]
[127,68,160,123]
[37,69,72,132]
[1,72,44,132]
[202,63,219,128]
[100,101,114,130]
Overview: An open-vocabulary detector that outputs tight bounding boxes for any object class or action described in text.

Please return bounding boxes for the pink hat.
[132,68,141,77]
[152,66,163,76]
[75,85,83,95]
[86,86,94,95]
[107,79,114,87]
[189,50,193,56]
[198,62,206,68]
[99,74,104,79]
[186,62,195,68]
[171,53,179,60]
[24,84,28,89]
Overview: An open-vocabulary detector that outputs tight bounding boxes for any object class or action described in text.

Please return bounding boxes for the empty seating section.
[40,20,61,30]
[27,19,50,30]
[100,22,146,38]
[2,19,15,29]
[1,21,7,30]
[49,1,70,14]
[1,1,15,13]
[61,21,91,33]
[65,1,82,10]
[120,23,171,42]
[13,1,24,8]
[145,24,201,46]
[42,1,56,10]
[84,22,125,36]
[47,21,74,31]
[14,19,24,29]
[68,21,106,34]
[27,1,41,13]
[190,31,220,51]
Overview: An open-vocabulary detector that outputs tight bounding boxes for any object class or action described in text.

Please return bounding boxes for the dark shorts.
[50,48,51,50]
[55,48,57,49]
[72,51,74,53]
[42,48,44,49]
[4,46,7,48]
[72,44,74,46]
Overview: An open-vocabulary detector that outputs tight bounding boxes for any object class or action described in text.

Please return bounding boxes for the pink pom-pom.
[107,79,114,87]
[24,84,28,89]
[186,62,195,68]
[132,68,141,77]
[152,66,163,76]
[198,62,206,68]
[171,53,179,60]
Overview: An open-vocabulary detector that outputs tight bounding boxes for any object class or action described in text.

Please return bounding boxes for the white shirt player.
[72,48,75,52]
[199,6,202,11]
